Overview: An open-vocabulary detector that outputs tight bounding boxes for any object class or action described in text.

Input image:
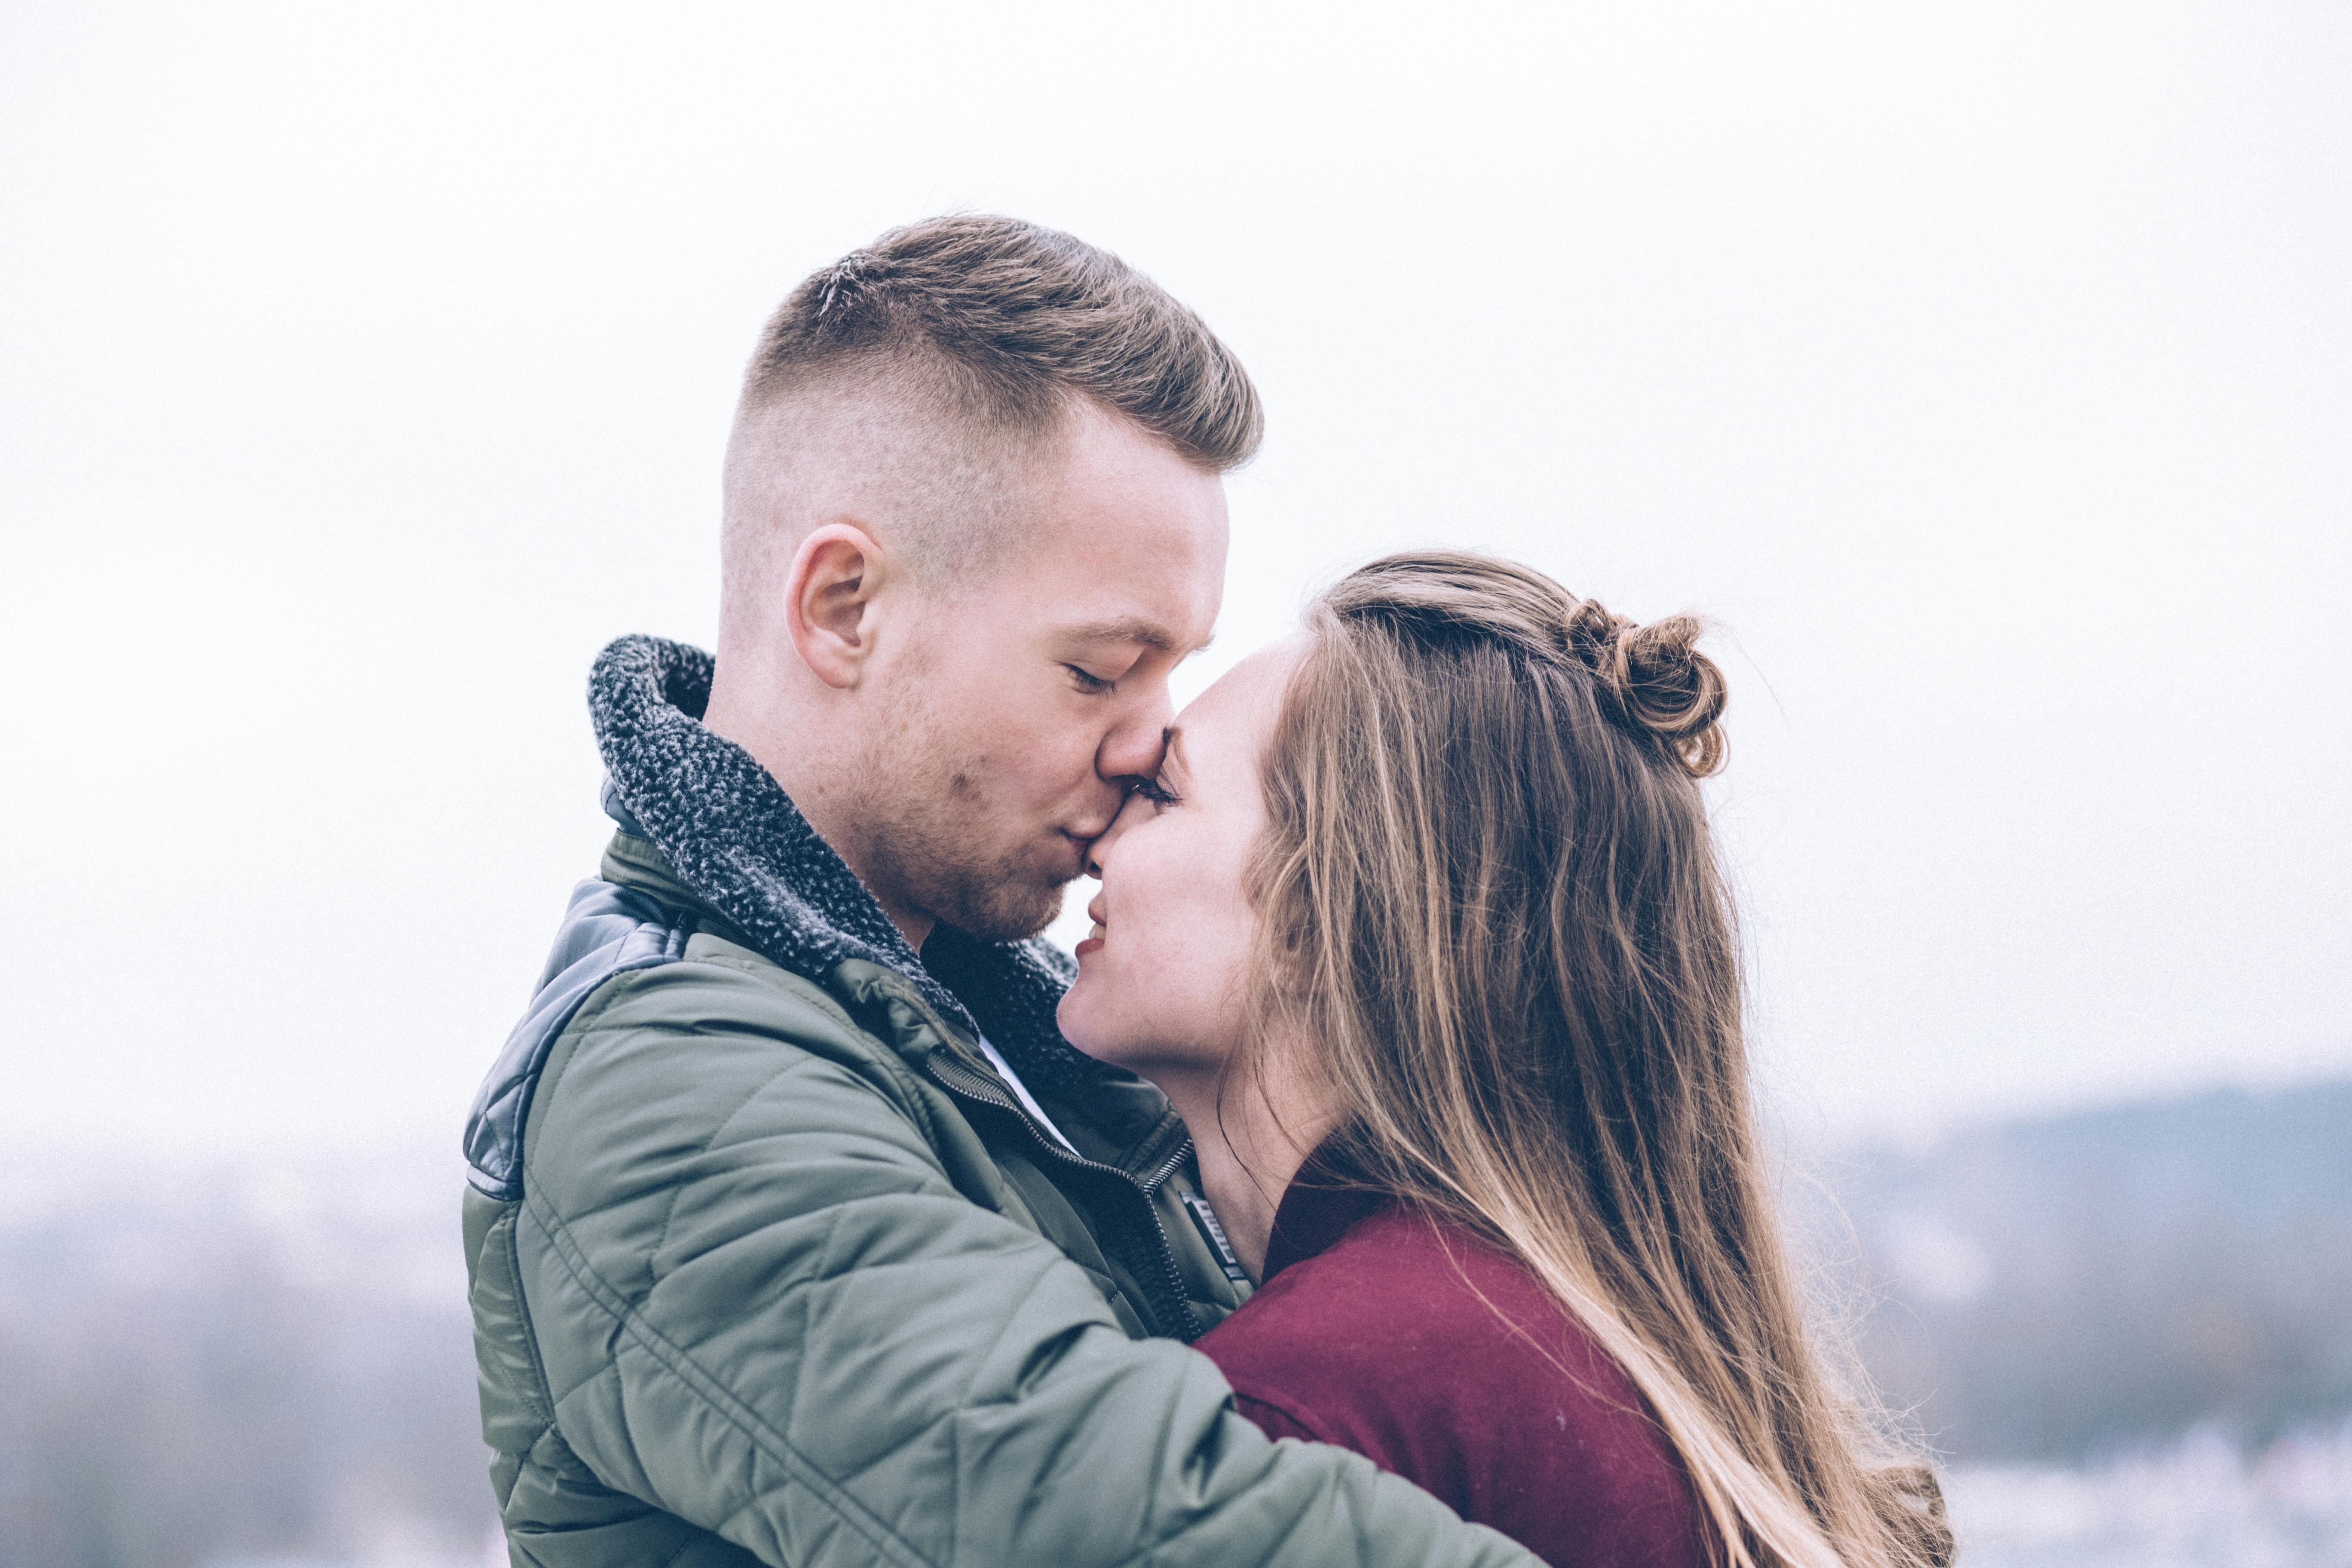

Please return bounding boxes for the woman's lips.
[1074,921,1106,958]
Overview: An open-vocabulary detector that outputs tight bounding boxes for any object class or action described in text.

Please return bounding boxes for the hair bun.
[1562,600,1728,778]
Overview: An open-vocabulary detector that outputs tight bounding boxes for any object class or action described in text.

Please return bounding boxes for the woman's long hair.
[1243,550,1951,1568]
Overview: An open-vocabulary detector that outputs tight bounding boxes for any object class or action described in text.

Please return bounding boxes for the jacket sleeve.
[511,957,1541,1568]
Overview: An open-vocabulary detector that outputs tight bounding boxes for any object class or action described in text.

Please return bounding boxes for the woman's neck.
[1152,1055,1330,1284]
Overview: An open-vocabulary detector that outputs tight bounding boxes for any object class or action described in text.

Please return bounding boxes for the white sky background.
[2,0,2346,1156]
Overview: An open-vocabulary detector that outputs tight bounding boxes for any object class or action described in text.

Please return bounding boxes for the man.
[462,216,1536,1567]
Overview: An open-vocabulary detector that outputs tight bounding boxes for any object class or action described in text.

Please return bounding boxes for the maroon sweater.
[1194,1164,1712,1568]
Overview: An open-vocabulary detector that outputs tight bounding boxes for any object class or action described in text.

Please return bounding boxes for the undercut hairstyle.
[743,214,1262,471]
[721,215,1260,598]
[1244,551,1953,1568]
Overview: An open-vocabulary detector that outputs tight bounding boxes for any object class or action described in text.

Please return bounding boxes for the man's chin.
[934,875,1069,945]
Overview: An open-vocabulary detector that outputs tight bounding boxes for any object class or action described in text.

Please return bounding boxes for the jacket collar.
[1262,1141,1393,1282]
[588,633,1107,1097]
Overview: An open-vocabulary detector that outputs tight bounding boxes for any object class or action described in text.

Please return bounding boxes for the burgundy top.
[1194,1157,1712,1568]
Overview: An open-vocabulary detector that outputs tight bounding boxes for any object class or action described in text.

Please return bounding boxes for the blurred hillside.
[1,1079,2346,1566]
[1810,1079,2352,1460]
[0,1148,490,1568]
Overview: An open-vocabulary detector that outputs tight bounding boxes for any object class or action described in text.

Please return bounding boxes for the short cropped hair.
[740,214,1262,472]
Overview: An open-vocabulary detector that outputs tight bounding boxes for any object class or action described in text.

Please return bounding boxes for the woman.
[1057,551,1950,1568]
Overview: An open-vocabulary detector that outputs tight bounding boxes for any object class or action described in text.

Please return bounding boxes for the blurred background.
[2,0,2346,1564]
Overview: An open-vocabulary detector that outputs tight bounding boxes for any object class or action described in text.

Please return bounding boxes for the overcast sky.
[3,0,2346,1157]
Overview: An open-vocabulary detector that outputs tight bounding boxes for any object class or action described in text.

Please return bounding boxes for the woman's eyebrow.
[1159,726,1191,782]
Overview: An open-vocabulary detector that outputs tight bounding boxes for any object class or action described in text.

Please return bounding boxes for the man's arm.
[498,955,1539,1568]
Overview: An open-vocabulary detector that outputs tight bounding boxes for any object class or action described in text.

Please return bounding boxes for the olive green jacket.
[460,636,1537,1567]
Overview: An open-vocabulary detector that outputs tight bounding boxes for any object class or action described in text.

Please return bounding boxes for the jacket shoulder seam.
[466,882,689,1201]
[567,958,951,1168]
[574,953,878,1059]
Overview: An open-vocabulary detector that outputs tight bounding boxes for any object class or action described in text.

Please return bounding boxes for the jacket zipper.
[926,1052,1204,1342]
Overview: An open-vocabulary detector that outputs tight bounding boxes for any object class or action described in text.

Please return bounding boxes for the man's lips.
[1049,831,1093,876]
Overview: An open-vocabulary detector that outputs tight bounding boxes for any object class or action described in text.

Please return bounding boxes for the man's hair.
[720,215,1259,603]
[742,214,1262,472]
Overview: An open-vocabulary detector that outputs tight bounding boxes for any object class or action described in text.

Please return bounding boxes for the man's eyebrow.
[1060,616,1209,655]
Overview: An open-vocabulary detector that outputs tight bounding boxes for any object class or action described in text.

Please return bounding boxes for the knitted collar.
[587,633,1102,1095]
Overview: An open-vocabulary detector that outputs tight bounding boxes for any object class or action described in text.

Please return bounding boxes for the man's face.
[852,404,1229,942]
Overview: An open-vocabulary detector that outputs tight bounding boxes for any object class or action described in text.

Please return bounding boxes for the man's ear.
[783,524,888,689]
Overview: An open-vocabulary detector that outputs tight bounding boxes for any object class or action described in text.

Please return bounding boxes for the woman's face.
[1057,637,1305,1083]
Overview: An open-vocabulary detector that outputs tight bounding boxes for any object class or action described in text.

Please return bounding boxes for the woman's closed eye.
[1130,775,1180,807]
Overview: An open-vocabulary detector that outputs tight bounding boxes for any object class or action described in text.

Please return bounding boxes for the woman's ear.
[784,523,887,689]
[1255,902,1317,998]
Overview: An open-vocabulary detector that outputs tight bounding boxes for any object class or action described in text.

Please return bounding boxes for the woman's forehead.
[1172,636,1310,770]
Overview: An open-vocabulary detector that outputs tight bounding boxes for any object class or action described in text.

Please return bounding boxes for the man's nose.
[1095,685,1175,786]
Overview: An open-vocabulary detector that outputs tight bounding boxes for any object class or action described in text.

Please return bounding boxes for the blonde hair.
[1246,550,1951,1568]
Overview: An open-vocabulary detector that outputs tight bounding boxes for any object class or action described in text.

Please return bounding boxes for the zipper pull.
[1177,1191,1252,1286]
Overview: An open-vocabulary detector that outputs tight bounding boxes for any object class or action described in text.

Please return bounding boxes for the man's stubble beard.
[847,692,1070,945]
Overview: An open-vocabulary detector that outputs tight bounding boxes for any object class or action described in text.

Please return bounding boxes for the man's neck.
[784,807,939,954]
[786,781,936,950]
[704,671,934,952]
[845,865,933,952]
